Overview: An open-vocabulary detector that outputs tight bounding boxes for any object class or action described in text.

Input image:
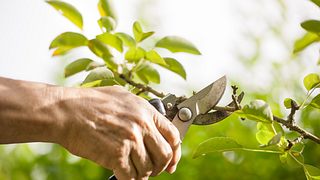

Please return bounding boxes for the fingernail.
[167,165,177,174]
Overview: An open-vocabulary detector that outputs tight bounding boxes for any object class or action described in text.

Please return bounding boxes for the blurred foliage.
[1,0,320,179]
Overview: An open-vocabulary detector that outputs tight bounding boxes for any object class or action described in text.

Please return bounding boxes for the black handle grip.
[108,99,165,180]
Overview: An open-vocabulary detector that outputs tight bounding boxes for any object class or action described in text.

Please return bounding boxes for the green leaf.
[88,39,112,58]
[283,98,298,109]
[125,47,146,62]
[267,133,282,146]
[136,63,160,84]
[284,98,293,109]
[86,61,104,71]
[193,137,243,159]
[304,164,320,180]
[155,36,201,55]
[98,0,116,20]
[98,16,116,32]
[115,32,136,47]
[49,32,88,56]
[293,33,320,53]
[64,58,93,78]
[81,80,103,88]
[304,73,320,91]
[96,32,123,52]
[301,20,320,33]
[133,21,155,42]
[291,143,305,154]
[145,50,166,65]
[102,54,118,71]
[46,0,83,29]
[193,137,282,159]
[311,0,320,7]
[310,94,320,109]
[82,67,114,84]
[279,152,288,163]
[255,122,275,146]
[51,47,74,56]
[236,100,273,123]
[256,130,275,145]
[160,57,186,79]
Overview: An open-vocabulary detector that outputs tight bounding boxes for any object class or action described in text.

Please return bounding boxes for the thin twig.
[119,74,165,98]
[213,104,320,144]
[231,85,241,110]
[287,100,299,124]
[272,116,320,144]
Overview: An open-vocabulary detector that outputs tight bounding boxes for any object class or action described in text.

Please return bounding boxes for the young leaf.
[304,164,320,180]
[267,133,282,146]
[102,54,118,71]
[52,47,74,56]
[98,16,116,32]
[86,61,104,71]
[98,0,116,20]
[160,57,186,80]
[64,58,93,77]
[256,130,275,146]
[311,0,320,7]
[96,32,123,52]
[88,39,113,58]
[155,36,201,55]
[301,20,320,33]
[136,63,160,84]
[81,80,103,88]
[293,33,320,54]
[193,137,243,159]
[46,0,83,29]
[145,50,166,65]
[100,79,119,86]
[279,152,288,163]
[115,32,136,47]
[49,32,88,55]
[283,98,298,109]
[82,67,114,84]
[125,47,146,62]
[133,21,155,42]
[303,73,320,91]
[284,98,293,109]
[310,94,320,109]
[236,100,273,123]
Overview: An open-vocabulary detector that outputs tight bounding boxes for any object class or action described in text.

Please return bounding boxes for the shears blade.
[172,76,227,140]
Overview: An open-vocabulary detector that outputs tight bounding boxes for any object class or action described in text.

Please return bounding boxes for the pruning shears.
[110,76,242,180]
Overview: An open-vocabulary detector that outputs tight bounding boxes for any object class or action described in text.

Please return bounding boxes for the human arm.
[0,77,181,179]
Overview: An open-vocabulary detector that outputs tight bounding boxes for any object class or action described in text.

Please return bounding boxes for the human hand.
[58,86,181,180]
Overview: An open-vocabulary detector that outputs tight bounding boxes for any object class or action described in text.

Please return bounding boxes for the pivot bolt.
[178,107,192,121]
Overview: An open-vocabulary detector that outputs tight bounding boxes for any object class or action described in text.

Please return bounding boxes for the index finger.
[153,112,181,173]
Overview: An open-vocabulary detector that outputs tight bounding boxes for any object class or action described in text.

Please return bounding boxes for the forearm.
[0,77,67,144]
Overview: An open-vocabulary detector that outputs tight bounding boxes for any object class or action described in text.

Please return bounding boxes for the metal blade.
[193,92,244,125]
[172,76,227,140]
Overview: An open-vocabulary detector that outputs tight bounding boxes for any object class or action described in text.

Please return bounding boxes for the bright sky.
[0,0,317,97]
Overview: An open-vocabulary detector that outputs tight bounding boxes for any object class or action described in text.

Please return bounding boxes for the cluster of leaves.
[46,0,201,98]
[193,0,320,179]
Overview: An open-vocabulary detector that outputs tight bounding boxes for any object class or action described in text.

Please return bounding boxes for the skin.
[0,77,181,180]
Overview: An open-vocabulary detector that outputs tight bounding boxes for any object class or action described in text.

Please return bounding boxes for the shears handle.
[109,98,165,180]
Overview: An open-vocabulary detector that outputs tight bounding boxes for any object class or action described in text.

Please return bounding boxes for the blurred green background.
[0,0,320,179]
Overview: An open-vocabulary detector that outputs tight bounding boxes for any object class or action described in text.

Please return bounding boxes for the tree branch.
[272,116,320,144]
[119,74,165,98]
[212,103,320,144]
